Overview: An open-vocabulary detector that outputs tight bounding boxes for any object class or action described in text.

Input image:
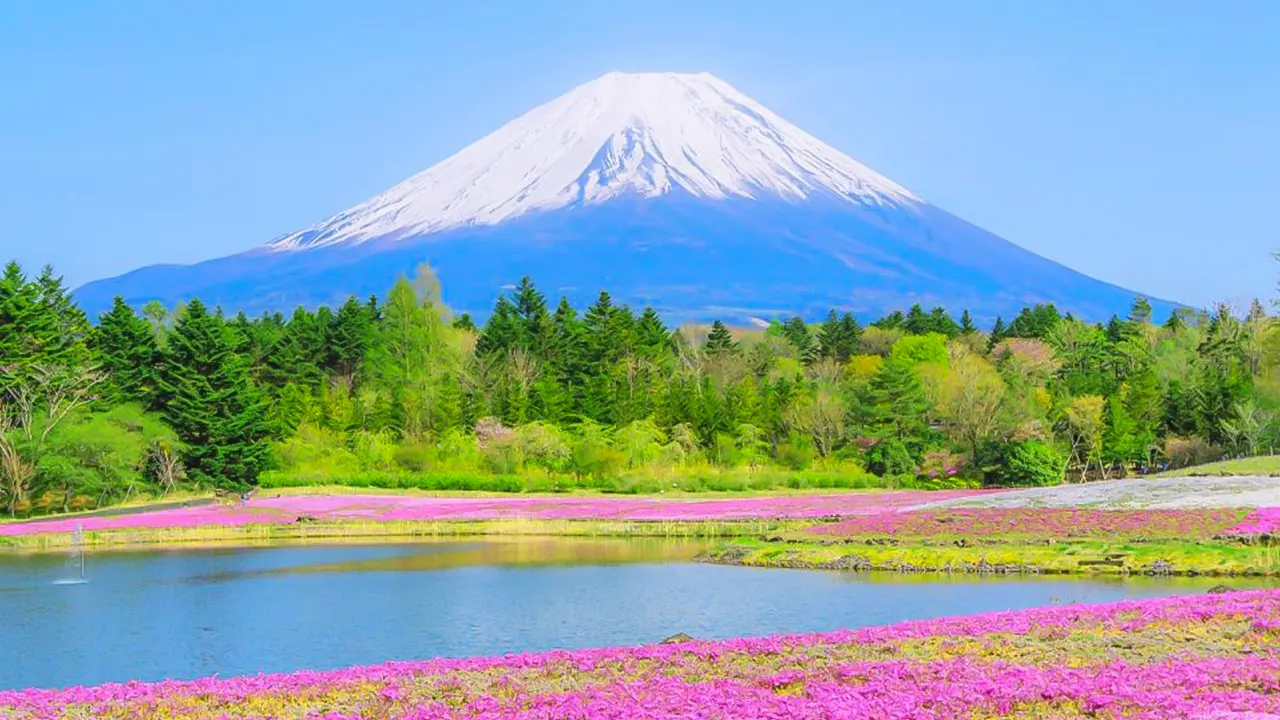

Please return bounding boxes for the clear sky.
[1,1,1276,309]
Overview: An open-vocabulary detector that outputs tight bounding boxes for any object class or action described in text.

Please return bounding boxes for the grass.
[259,484,894,500]
[704,537,1280,576]
[0,517,792,551]
[258,467,955,494]
[1159,455,1280,478]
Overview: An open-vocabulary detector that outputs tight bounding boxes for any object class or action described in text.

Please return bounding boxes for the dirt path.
[914,476,1280,510]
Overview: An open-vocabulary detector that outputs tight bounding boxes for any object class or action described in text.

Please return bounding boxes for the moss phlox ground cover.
[4,590,1279,719]
[0,491,986,537]
[806,508,1253,540]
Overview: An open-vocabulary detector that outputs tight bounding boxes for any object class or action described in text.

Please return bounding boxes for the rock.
[294,515,318,524]
[660,633,694,644]
[827,554,872,572]
[1207,584,1236,594]
[1145,560,1175,576]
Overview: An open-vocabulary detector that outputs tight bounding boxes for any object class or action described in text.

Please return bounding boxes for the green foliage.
[157,299,270,490]
[10,257,1280,512]
[977,440,1065,487]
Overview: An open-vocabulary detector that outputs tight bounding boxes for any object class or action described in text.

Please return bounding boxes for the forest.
[0,259,1275,515]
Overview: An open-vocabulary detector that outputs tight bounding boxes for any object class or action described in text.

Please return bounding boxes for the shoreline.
[0,518,783,552]
[6,589,1278,717]
[699,538,1280,578]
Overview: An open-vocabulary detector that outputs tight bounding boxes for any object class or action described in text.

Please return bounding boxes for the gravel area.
[915,476,1280,510]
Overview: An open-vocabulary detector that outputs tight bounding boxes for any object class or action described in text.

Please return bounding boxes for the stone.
[660,633,694,644]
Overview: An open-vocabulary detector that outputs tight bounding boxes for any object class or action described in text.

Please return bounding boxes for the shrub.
[516,422,571,472]
[614,419,667,469]
[977,439,1065,487]
[865,437,916,476]
[776,431,816,470]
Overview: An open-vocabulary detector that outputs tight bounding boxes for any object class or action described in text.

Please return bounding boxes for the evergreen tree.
[263,307,327,390]
[864,356,933,451]
[837,312,863,359]
[927,307,960,337]
[475,296,521,357]
[92,297,159,405]
[780,316,818,364]
[635,307,670,359]
[512,276,553,358]
[903,304,929,335]
[874,310,905,330]
[816,310,858,362]
[330,296,374,383]
[959,310,977,335]
[451,313,477,332]
[33,265,91,367]
[1128,296,1154,326]
[157,299,269,488]
[987,317,1007,351]
[0,262,42,390]
[703,320,738,356]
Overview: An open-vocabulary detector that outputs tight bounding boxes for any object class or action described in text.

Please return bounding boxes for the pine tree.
[511,276,553,358]
[33,265,91,367]
[1105,315,1127,343]
[475,296,521,357]
[703,320,738,356]
[451,313,477,332]
[837,312,863,359]
[263,307,327,390]
[330,296,374,383]
[636,307,670,359]
[158,299,269,488]
[874,310,905,330]
[1128,296,1154,326]
[780,316,818,364]
[904,304,929,335]
[583,291,619,365]
[0,262,42,390]
[817,310,842,361]
[92,297,159,405]
[959,310,977,335]
[927,307,959,338]
[865,356,932,448]
[987,317,1007,351]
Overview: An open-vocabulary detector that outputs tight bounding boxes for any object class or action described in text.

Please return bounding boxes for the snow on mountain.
[75,71,1181,324]
[267,72,919,251]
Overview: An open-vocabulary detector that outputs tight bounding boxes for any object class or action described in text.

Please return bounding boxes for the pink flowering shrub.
[3,590,1280,718]
[809,507,1249,540]
[1228,507,1280,536]
[0,491,991,537]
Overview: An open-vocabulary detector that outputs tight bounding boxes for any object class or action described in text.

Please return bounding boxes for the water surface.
[0,538,1268,690]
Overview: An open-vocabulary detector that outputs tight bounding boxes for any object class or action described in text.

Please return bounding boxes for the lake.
[0,537,1269,690]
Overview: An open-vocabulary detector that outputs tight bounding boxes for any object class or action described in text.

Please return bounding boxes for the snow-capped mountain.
[76,71,1177,323]
[268,72,917,251]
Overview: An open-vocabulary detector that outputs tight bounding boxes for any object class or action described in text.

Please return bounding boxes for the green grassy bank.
[0,518,788,552]
[1159,455,1280,478]
[701,537,1280,577]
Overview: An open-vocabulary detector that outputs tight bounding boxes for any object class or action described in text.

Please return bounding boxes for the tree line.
[1,259,1276,514]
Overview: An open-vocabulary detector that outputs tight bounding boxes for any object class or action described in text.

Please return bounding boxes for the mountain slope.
[76,71,1177,323]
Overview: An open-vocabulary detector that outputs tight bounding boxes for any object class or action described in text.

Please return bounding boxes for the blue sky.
[1,1,1276,309]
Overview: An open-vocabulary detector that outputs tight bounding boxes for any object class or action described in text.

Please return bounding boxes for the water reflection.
[0,537,1273,691]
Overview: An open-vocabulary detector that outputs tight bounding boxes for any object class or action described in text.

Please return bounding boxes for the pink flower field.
[0,490,989,537]
[807,507,1253,540]
[1229,508,1280,536]
[4,590,1280,719]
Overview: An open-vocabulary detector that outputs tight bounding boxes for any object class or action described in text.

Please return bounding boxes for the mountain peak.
[268,71,918,251]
